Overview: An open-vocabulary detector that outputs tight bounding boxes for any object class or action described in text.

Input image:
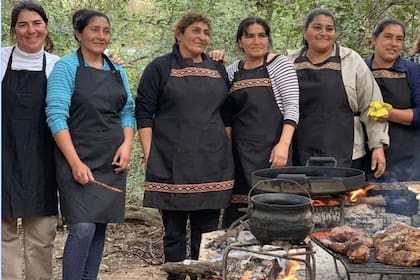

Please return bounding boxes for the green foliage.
[2,0,420,196]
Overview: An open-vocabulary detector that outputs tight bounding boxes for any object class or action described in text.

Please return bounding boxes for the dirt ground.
[52,222,420,280]
[53,222,168,280]
[49,199,420,280]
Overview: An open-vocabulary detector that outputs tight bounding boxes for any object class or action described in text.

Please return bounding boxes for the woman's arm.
[268,55,300,128]
[267,55,299,167]
[54,129,94,184]
[352,51,387,177]
[387,108,413,125]
[46,54,94,184]
[112,127,134,174]
[135,58,168,168]
[388,62,420,126]
[270,124,295,168]
[138,127,152,168]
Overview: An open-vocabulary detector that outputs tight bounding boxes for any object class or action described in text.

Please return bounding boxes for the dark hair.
[174,13,211,43]
[235,16,273,50]
[303,8,336,47]
[372,17,406,38]
[10,0,54,52]
[72,9,110,42]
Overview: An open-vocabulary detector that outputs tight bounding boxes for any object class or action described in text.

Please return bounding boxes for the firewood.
[207,224,245,249]
[161,260,223,277]
[358,195,386,206]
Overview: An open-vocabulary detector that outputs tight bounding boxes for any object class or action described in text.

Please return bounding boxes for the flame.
[345,184,376,202]
[311,199,341,207]
[240,270,253,280]
[276,260,300,280]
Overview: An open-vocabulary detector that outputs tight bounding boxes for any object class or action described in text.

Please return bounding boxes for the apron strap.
[76,48,117,71]
[7,46,47,72]
[238,52,270,70]
[6,46,15,70]
[298,44,340,58]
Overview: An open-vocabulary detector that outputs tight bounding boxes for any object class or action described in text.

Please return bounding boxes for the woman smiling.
[135,13,234,280]
[366,18,420,181]
[287,8,389,178]
[46,9,135,280]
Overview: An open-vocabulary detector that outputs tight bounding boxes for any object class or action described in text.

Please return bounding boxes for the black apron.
[372,68,420,181]
[2,47,57,218]
[229,55,284,204]
[55,50,127,224]
[293,45,354,167]
[143,49,234,211]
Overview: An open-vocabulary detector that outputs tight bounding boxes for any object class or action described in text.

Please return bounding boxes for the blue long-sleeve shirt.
[46,51,136,135]
[366,55,420,127]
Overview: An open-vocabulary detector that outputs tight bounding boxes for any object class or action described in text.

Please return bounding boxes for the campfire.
[344,184,376,202]
[311,184,376,207]
[239,258,300,280]
[277,260,299,280]
[161,176,420,280]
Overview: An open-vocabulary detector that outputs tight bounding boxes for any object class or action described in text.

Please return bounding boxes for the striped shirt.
[226,55,299,126]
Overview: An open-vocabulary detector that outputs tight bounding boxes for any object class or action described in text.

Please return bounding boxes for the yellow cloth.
[368,101,392,120]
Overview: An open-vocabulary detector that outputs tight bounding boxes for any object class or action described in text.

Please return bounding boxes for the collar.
[172,43,208,66]
[14,44,44,59]
[366,53,408,72]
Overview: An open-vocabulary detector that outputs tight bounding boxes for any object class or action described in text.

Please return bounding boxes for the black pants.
[222,203,248,229]
[161,209,220,280]
[352,154,374,181]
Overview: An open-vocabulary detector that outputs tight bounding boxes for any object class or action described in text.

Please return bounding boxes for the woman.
[135,13,234,280]
[46,9,135,280]
[222,16,300,227]
[287,8,388,178]
[409,36,420,64]
[366,18,420,181]
[1,1,58,279]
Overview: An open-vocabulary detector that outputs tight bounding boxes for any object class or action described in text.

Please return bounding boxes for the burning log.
[236,258,283,280]
[161,259,223,278]
[358,195,386,206]
[345,184,375,202]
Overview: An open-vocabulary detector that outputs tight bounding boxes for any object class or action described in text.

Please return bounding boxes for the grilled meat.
[318,226,372,263]
[374,222,420,267]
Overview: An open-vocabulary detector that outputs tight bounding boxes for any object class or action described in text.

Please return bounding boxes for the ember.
[311,184,376,208]
[276,260,299,280]
[311,199,341,207]
[239,259,300,280]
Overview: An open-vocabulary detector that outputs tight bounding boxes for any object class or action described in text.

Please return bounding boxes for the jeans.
[62,223,107,280]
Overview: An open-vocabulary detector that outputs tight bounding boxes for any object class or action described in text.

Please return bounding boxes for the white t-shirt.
[1,45,60,80]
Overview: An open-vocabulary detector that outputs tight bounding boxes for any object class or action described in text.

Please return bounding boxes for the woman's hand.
[371,146,386,178]
[112,141,132,174]
[208,49,225,63]
[71,160,94,185]
[269,143,289,168]
[109,53,126,67]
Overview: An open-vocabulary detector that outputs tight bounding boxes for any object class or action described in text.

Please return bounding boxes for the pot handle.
[306,156,337,167]
[248,178,312,201]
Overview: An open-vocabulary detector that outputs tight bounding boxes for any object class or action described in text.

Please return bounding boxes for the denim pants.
[161,209,220,280]
[62,223,107,280]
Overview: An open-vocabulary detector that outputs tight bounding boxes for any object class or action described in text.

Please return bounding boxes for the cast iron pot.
[251,157,366,196]
[246,179,314,244]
